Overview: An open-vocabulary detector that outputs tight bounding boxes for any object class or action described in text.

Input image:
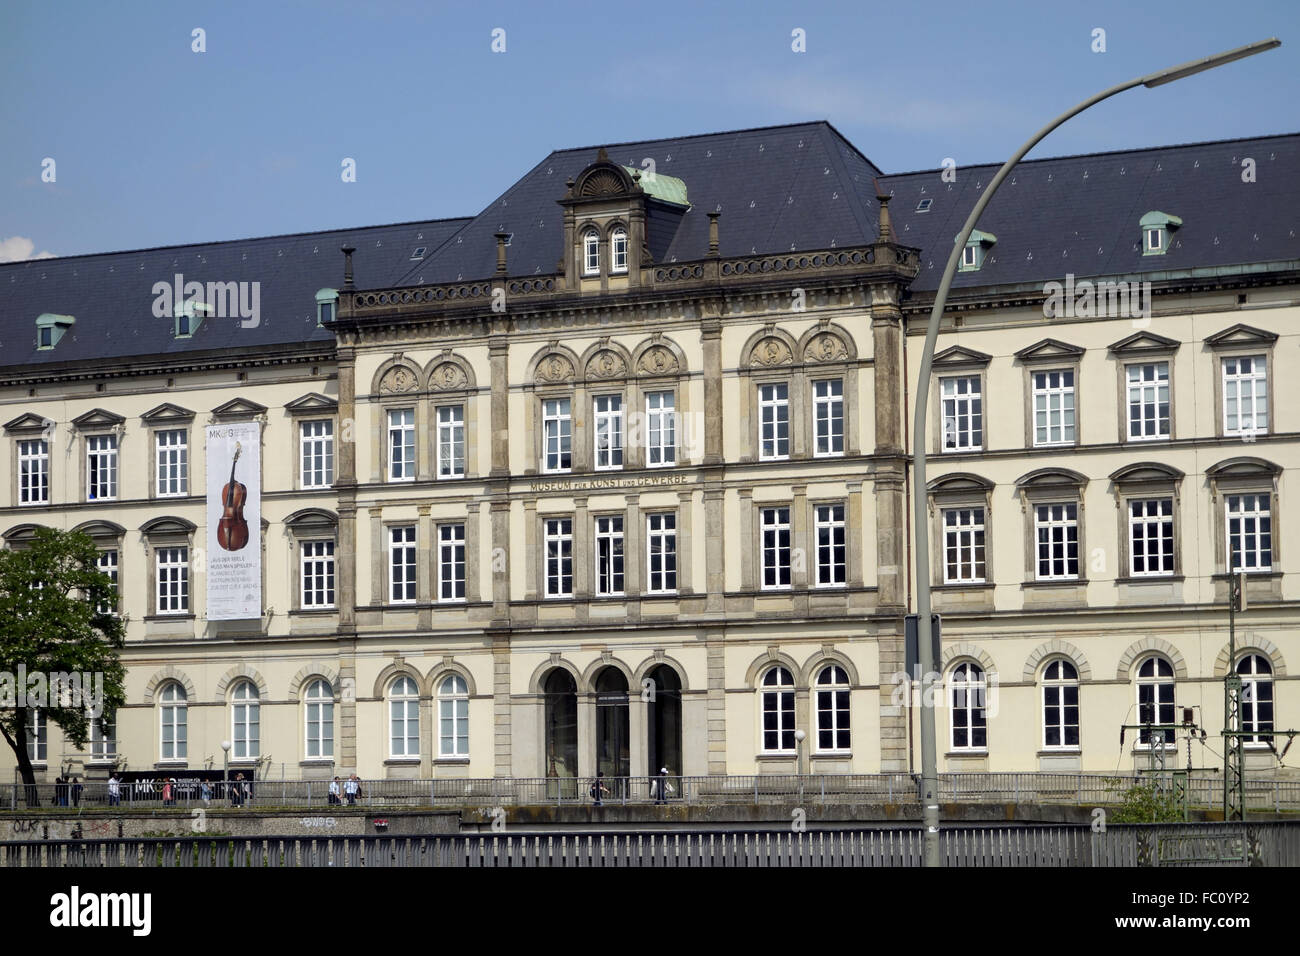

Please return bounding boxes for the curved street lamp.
[911,38,1281,867]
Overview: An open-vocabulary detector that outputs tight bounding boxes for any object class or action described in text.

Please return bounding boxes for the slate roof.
[0,218,468,371]
[877,132,1300,292]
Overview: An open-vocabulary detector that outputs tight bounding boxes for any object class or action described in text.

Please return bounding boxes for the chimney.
[341,245,356,290]
[875,188,894,243]
[707,212,720,257]
[494,232,510,275]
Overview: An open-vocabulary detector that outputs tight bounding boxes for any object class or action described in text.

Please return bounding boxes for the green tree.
[0,528,126,806]
[1108,782,1185,823]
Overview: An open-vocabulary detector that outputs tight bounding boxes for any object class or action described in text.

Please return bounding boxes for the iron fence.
[4,772,1299,811]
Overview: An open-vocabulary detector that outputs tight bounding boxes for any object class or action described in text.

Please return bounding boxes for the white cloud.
[0,236,56,262]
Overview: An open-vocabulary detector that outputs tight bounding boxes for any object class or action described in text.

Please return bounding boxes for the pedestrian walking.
[201,780,211,806]
[107,773,120,807]
[329,776,342,805]
[653,767,674,805]
[162,778,174,806]
[589,771,610,807]
[71,777,83,808]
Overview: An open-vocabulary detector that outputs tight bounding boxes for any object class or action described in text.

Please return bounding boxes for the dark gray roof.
[394,121,885,286]
[878,133,1300,292]
[0,218,468,371]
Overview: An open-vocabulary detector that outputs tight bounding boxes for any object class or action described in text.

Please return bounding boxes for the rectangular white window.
[436,405,465,478]
[18,439,49,505]
[595,515,625,596]
[87,434,118,500]
[646,390,676,467]
[583,232,600,276]
[646,513,677,594]
[814,504,846,587]
[759,383,790,460]
[611,230,628,273]
[300,420,334,489]
[26,710,46,763]
[1032,370,1075,446]
[97,549,119,615]
[438,524,466,602]
[1129,499,1174,577]
[941,376,982,451]
[943,507,986,584]
[155,429,188,496]
[156,546,189,614]
[90,717,116,761]
[543,398,572,473]
[1227,494,1272,573]
[387,409,416,481]
[1126,363,1170,440]
[593,395,624,470]
[1035,503,1079,580]
[389,526,417,604]
[545,517,573,598]
[761,506,792,590]
[1223,355,1268,436]
[301,540,336,608]
[813,379,844,457]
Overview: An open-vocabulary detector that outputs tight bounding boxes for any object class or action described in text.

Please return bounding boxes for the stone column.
[676,489,694,596]
[624,494,641,623]
[573,496,589,622]
[846,480,864,588]
[738,489,754,591]
[703,484,725,612]
[701,317,723,466]
[489,331,510,477]
[706,633,727,775]
[523,499,538,600]
[490,498,511,622]
[492,633,512,777]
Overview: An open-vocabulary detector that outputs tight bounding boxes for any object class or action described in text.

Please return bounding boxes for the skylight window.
[410,247,426,260]
[916,198,933,212]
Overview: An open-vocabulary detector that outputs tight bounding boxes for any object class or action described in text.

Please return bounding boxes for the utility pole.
[1224,572,1246,821]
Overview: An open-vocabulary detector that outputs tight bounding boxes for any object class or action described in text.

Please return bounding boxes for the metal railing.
[4,772,1300,811]
[5,822,1299,867]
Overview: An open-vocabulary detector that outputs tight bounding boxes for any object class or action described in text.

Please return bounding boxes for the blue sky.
[1,0,1296,260]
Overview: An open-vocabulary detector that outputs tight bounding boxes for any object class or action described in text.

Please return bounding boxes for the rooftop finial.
[597,147,609,163]
[873,180,894,243]
[341,245,356,290]
[494,232,510,275]
[707,212,720,257]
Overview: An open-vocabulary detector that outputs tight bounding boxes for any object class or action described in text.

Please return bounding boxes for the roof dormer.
[36,313,74,350]
[958,229,996,272]
[1140,211,1181,255]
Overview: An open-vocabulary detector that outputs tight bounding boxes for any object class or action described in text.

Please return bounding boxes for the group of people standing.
[327,774,363,805]
[51,776,84,807]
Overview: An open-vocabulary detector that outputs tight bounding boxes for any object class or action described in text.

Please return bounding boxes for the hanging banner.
[205,422,261,620]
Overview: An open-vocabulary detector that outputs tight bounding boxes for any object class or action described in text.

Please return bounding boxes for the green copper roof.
[624,166,689,206]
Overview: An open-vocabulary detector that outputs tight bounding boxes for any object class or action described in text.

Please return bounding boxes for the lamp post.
[221,740,230,802]
[910,38,1281,868]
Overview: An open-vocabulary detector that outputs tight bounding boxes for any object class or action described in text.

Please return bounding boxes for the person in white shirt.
[344,774,360,806]
[107,774,120,807]
[329,776,342,805]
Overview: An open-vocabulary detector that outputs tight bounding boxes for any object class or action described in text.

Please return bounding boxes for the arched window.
[761,666,796,753]
[1237,654,1274,745]
[949,662,987,751]
[582,230,600,276]
[438,674,469,758]
[389,676,419,757]
[304,679,334,760]
[815,665,850,752]
[1136,656,1175,745]
[231,681,260,760]
[610,228,629,274]
[1041,659,1079,750]
[159,682,187,761]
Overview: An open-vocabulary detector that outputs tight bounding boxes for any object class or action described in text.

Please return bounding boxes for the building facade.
[2,122,1297,784]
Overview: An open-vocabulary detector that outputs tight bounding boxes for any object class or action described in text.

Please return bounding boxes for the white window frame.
[760,506,792,590]
[1129,498,1174,577]
[1135,656,1175,747]
[89,714,116,761]
[544,517,574,598]
[1226,493,1272,573]
[387,408,416,482]
[1041,659,1080,751]
[814,503,846,588]
[18,439,49,505]
[1034,503,1079,581]
[949,662,988,752]
[26,709,47,763]
[758,383,791,460]
[155,428,188,497]
[437,523,466,603]
[438,674,470,758]
[1126,362,1170,441]
[1238,654,1274,746]
[96,548,119,615]
[388,525,417,604]
[962,244,978,268]
[1222,354,1268,437]
[942,507,986,584]
[304,679,334,760]
[610,228,629,274]
[594,515,625,597]
[388,676,420,758]
[940,375,982,452]
[156,546,189,614]
[301,539,336,609]
[646,512,677,594]
[593,394,624,470]
[542,398,572,474]
[1032,369,1075,446]
[760,667,796,754]
[1145,227,1163,252]
[231,681,260,761]
[159,683,187,761]
[814,665,851,754]
[300,419,334,489]
[813,379,844,457]
[86,433,118,501]
[582,230,600,276]
[646,390,676,467]
[436,404,465,479]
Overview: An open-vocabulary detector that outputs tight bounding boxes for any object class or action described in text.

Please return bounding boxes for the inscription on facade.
[529,474,692,493]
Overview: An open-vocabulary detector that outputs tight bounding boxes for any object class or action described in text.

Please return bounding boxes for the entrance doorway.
[594,668,630,798]
[543,669,577,799]
[646,664,683,781]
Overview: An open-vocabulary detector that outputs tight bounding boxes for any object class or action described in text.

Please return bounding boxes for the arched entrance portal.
[543,669,578,799]
[594,667,630,797]
[646,664,683,778]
